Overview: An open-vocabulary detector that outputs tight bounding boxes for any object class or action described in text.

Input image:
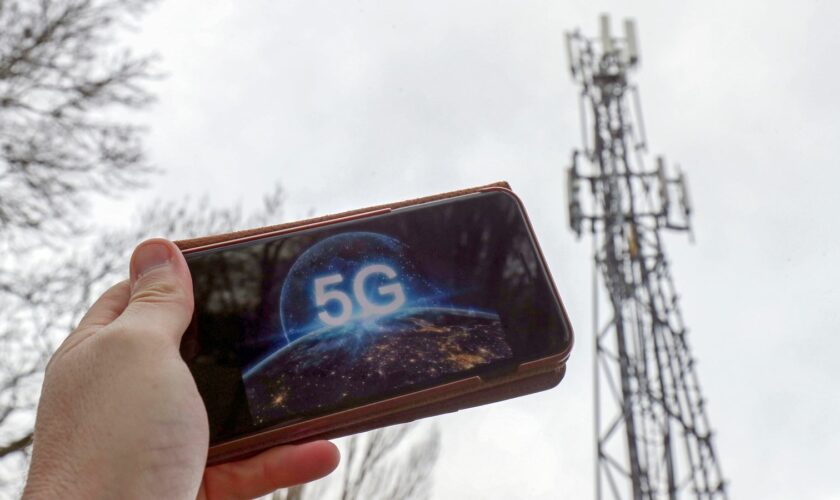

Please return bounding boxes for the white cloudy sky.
[102,1,840,498]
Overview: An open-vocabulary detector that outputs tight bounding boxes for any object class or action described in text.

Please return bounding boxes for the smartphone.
[179,185,573,464]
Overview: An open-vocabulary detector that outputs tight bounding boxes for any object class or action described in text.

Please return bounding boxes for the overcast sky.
[104,1,840,498]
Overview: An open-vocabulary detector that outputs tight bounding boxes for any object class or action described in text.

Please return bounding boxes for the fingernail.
[133,241,173,279]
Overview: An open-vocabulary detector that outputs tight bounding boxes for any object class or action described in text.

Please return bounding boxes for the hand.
[24,239,339,499]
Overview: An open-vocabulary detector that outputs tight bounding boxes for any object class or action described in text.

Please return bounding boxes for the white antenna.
[599,14,613,54]
[657,156,670,212]
[624,18,640,66]
[565,32,576,77]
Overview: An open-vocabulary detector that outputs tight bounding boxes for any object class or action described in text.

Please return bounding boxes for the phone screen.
[181,191,571,444]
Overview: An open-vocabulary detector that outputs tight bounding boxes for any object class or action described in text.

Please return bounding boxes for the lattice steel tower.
[565,15,727,500]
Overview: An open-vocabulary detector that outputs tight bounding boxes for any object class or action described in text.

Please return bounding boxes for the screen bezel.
[181,187,574,447]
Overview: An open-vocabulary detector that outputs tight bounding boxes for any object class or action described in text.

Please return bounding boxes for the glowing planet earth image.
[243,306,512,425]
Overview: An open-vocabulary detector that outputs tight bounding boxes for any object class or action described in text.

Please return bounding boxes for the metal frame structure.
[565,15,727,500]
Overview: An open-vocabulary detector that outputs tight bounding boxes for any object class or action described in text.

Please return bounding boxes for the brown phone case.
[175,181,574,465]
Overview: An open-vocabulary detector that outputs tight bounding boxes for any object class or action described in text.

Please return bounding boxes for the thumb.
[119,238,194,344]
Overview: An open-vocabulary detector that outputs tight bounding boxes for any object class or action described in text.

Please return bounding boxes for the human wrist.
[23,451,134,500]
[23,471,106,500]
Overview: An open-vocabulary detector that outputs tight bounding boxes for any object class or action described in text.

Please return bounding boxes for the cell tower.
[565,15,727,500]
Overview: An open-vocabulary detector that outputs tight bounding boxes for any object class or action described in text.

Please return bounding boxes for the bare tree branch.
[0,0,158,238]
[273,423,441,500]
[0,433,31,458]
[272,485,305,500]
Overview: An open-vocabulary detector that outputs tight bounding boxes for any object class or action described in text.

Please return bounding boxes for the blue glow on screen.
[239,231,496,375]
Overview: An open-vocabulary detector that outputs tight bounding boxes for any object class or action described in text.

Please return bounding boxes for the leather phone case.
[175,181,573,465]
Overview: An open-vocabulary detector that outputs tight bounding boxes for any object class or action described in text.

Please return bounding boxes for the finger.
[202,441,340,500]
[74,280,131,334]
[113,238,194,345]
